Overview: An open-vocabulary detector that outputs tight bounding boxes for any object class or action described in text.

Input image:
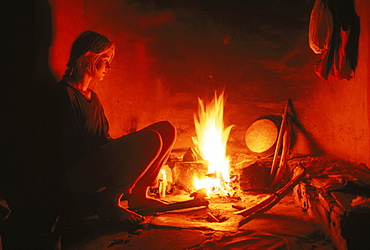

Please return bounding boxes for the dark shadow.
[1,0,60,248]
[288,99,324,157]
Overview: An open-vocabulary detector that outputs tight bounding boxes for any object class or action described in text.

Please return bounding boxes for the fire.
[192,91,234,196]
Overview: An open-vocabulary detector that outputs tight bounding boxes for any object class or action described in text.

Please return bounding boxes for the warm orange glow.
[192,91,234,196]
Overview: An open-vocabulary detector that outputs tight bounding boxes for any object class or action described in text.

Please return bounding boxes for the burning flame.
[192,91,234,196]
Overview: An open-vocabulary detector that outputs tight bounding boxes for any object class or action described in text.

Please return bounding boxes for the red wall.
[298,0,370,164]
[48,0,370,165]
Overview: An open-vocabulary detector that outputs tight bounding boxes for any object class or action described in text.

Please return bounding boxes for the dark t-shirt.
[55,80,110,169]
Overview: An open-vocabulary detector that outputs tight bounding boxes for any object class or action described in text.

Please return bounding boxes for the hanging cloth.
[309,0,333,54]
[308,0,360,81]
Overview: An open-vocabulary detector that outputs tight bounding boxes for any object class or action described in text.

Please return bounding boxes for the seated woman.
[54,30,176,224]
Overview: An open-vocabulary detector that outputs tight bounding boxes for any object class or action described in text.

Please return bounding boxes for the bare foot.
[128,186,168,209]
[97,201,144,224]
[97,192,144,224]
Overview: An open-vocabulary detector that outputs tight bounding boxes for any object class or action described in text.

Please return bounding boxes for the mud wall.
[47,0,370,165]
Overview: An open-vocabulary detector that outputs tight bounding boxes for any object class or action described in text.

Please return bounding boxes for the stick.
[238,166,306,227]
[238,196,278,227]
[270,100,290,182]
[134,199,209,215]
[236,165,306,220]
[234,193,274,216]
[270,118,292,189]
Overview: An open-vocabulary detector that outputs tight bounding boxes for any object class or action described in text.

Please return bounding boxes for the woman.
[55,30,176,224]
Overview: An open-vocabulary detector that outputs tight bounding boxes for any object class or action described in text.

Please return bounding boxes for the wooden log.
[134,199,209,215]
[236,165,307,227]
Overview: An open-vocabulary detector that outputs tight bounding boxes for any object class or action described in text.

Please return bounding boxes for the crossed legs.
[62,121,176,223]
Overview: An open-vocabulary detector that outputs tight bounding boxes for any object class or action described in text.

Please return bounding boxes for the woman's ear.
[83,51,94,74]
[84,51,94,59]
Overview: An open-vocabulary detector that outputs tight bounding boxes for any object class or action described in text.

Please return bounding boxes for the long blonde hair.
[63,30,115,83]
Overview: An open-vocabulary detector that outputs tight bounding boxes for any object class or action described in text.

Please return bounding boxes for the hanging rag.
[308,0,360,81]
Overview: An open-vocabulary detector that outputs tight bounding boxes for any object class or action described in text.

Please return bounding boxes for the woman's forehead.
[101,47,115,60]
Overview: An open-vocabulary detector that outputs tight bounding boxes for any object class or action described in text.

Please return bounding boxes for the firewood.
[134,199,209,215]
[236,165,307,227]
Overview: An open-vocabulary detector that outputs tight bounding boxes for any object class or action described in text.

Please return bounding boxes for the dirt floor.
[58,152,337,249]
[62,191,336,250]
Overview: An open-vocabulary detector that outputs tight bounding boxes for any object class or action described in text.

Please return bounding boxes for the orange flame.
[192,91,234,195]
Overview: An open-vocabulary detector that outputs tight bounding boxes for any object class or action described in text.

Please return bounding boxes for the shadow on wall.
[1,0,61,249]
[288,100,324,157]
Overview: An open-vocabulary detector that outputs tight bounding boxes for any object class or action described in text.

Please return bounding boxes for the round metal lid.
[245,118,279,157]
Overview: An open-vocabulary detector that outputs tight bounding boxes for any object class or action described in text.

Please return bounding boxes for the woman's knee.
[141,129,163,150]
[152,121,177,140]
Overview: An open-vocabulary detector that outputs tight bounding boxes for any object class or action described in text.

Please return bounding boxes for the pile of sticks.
[236,164,308,227]
[235,100,310,227]
[270,100,292,189]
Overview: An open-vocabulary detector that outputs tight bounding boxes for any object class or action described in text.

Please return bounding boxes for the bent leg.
[62,129,163,223]
[62,121,176,219]
[63,129,163,195]
[134,121,177,187]
[129,121,177,208]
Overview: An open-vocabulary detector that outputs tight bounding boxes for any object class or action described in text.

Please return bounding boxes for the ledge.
[292,156,370,250]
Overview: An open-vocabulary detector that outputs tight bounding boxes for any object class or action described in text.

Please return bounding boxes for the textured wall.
[48,0,370,165]
[297,0,369,164]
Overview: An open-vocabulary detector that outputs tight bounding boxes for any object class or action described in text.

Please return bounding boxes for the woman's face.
[94,48,115,81]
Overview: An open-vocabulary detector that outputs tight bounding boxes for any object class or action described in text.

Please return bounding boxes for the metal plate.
[245,118,279,157]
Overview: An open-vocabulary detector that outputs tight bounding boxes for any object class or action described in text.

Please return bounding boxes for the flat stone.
[172,161,208,193]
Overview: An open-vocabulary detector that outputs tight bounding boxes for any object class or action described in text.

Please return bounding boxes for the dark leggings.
[62,121,176,195]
